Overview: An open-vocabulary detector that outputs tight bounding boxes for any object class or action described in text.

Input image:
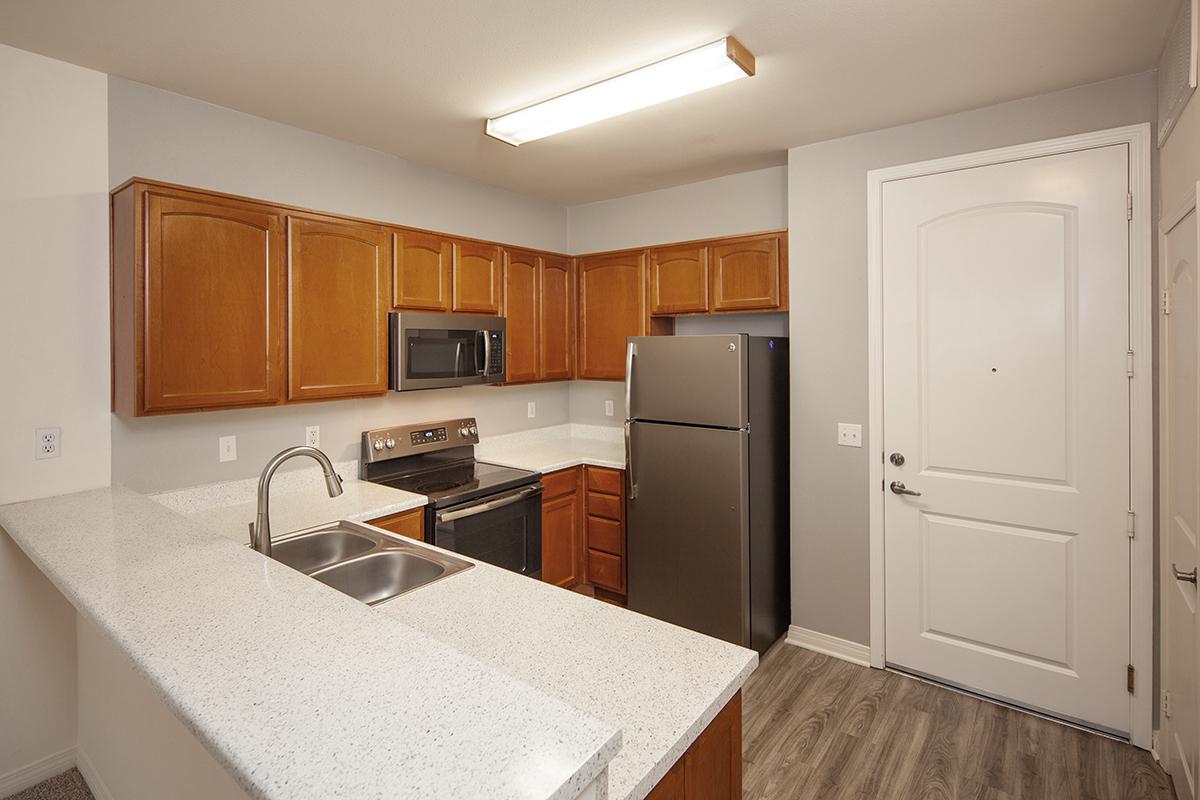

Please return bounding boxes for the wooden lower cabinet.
[541,467,584,588]
[646,692,742,800]
[584,465,626,599]
[365,508,425,541]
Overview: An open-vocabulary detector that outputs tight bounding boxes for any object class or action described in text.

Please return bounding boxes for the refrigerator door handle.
[624,420,637,499]
[624,340,636,420]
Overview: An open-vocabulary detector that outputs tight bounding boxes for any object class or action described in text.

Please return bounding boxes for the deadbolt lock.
[889,452,905,467]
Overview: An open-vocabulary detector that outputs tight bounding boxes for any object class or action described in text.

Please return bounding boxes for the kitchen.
[0,2,1195,799]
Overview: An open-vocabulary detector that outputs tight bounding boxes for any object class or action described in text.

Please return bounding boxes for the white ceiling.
[0,0,1178,204]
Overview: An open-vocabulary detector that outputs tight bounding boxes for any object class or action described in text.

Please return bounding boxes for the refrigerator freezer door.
[626,420,750,646]
[627,335,748,428]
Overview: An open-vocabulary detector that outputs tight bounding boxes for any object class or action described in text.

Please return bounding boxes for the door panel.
[650,244,709,314]
[882,145,1131,734]
[626,421,749,646]
[144,191,284,411]
[453,240,501,314]
[1165,206,1199,799]
[628,335,747,428]
[287,217,389,399]
[710,235,781,312]
[577,252,645,380]
[392,229,451,311]
[503,249,539,383]
[539,255,573,380]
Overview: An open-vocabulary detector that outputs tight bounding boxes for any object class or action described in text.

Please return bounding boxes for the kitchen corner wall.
[787,70,1158,646]
[0,45,109,789]
[107,77,574,492]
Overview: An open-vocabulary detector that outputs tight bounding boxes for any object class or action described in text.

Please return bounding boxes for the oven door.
[430,484,542,578]
[390,312,505,391]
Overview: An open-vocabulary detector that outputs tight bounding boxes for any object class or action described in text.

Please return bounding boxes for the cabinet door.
[367,509,424,541]
[539,255,574,380]
[143,190,284,412]
[650,243,709,314]
[577,252,646,380]
[710,234,784,312]
[453,240,502,314]
[503,249,540,383]
[288,216,390,400]
[393,229,451,311]
[542,488,582,588]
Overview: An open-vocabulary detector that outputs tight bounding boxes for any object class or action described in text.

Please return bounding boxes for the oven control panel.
[362,418,479,463]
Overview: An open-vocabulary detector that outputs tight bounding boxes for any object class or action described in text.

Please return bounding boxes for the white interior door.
[1163,201,1199,799]
[881,145,1132,734]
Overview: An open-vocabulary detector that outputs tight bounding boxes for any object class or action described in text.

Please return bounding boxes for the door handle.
[436,484,542,522]
[889,481,922,497]
[624,341,636,420]
[1173,563,1198,584]
[624,420,637,500]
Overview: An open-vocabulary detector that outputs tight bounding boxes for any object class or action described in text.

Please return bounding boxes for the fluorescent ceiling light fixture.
[485,37,755,146]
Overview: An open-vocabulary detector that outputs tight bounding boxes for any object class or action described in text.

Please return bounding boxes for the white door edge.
[865,122,1154,748]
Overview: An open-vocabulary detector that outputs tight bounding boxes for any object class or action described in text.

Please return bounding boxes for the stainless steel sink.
[265,520,472,605]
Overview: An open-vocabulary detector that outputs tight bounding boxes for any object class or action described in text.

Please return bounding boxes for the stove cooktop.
[371,460,541,509]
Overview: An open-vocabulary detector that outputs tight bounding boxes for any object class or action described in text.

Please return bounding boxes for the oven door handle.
[435,484,543,523]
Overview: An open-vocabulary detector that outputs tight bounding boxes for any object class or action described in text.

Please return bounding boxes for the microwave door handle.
[454,341,466,376]
[435,484,542,522]
[478,329,493,376]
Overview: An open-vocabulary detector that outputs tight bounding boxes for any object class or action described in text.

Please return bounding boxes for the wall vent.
[1159,0,1198,147]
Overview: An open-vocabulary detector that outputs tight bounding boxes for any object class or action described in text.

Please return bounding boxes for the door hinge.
[1127,193,1134,221]
[1128,664,1136,694]
[1163,689,1172,718]
[1162,289,1172,316]
[1126,350,1135,378]
[1127,510,1136,539]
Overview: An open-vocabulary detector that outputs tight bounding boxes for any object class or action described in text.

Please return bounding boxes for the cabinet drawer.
[587,492,622,521]
[366,508,424,541]
[586,467,623,496]
[542,467,579,500]
[587,548,624,592]
[587,516,623,556]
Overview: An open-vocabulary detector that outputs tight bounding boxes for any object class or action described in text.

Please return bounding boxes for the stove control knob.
[373,439,384,451]
[459,426,471,438]
[384,437,396,450]
[469,426,478,436]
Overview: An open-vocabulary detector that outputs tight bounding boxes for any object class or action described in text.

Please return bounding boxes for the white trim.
[866,123,1155,748]
[786,625,871,667]
[75,747,115,800]
[0,746,76,797]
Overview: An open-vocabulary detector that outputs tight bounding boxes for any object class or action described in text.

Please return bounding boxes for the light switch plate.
[219,435,237,462]
[527,402,536,419]
[837,423,862,448]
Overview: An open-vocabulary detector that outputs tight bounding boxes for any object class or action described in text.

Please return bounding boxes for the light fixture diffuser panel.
[486,36,755,146]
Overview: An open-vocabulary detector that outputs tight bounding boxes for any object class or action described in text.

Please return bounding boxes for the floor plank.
[742,640,1175,800]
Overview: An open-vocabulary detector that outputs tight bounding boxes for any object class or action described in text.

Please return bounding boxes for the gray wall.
[108,78,574,491]
[787,70,1158,645]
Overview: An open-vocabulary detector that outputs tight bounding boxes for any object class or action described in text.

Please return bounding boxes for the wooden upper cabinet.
[503,248,540,383]
[650,244,709,315]
[453,240,502,314]
[577,251,646,380]
[539,255,574,381]
[710,234,786,312]
[117,186,286,414]
[287,216,390,400]
[392,229,452,311]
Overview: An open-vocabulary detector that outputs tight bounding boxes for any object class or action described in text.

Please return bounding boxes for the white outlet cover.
[219,435,238,462]
[605,400,614,417]
[527,402,536,418]
[837,423,863,448]
[35,427,61,460]
[305,426,320,448]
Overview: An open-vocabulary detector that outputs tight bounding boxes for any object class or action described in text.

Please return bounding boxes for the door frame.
[865,123,1154,747]
[1158,181,1200,775]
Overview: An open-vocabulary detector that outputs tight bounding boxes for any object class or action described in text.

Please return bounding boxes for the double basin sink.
[269,520,472,605]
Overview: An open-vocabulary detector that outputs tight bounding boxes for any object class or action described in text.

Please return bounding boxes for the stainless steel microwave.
[389,312,505,391]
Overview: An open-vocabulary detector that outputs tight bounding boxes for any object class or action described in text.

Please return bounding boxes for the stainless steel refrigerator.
[625,334,789,653]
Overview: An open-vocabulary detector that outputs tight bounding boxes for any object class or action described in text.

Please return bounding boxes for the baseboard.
[0,746,76,798]
[786,625,871,667]
[74,748,114,800]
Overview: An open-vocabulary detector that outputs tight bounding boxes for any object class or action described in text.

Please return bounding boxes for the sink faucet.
[251,446,344,557]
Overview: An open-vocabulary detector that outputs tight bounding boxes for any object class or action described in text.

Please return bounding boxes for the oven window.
[406,330,481,379]
[433,492,541,578]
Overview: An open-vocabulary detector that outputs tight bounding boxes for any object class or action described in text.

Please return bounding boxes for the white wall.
[107,78,575,492]
[787,71,1158,645]
[0,45,109,791]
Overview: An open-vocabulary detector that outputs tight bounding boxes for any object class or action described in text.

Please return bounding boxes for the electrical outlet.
[305,426,320,448]
[527,402,536,419]
[837,423,862,448]
[35,427,61,460]
[605,400,614,417]
[219,435,238,462]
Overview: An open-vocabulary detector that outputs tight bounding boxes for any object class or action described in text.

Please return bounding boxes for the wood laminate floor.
[742,640,1174,800]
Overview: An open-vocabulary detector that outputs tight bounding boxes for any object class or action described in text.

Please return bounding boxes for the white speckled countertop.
[477,424,625,473]
[0,487,619,800]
